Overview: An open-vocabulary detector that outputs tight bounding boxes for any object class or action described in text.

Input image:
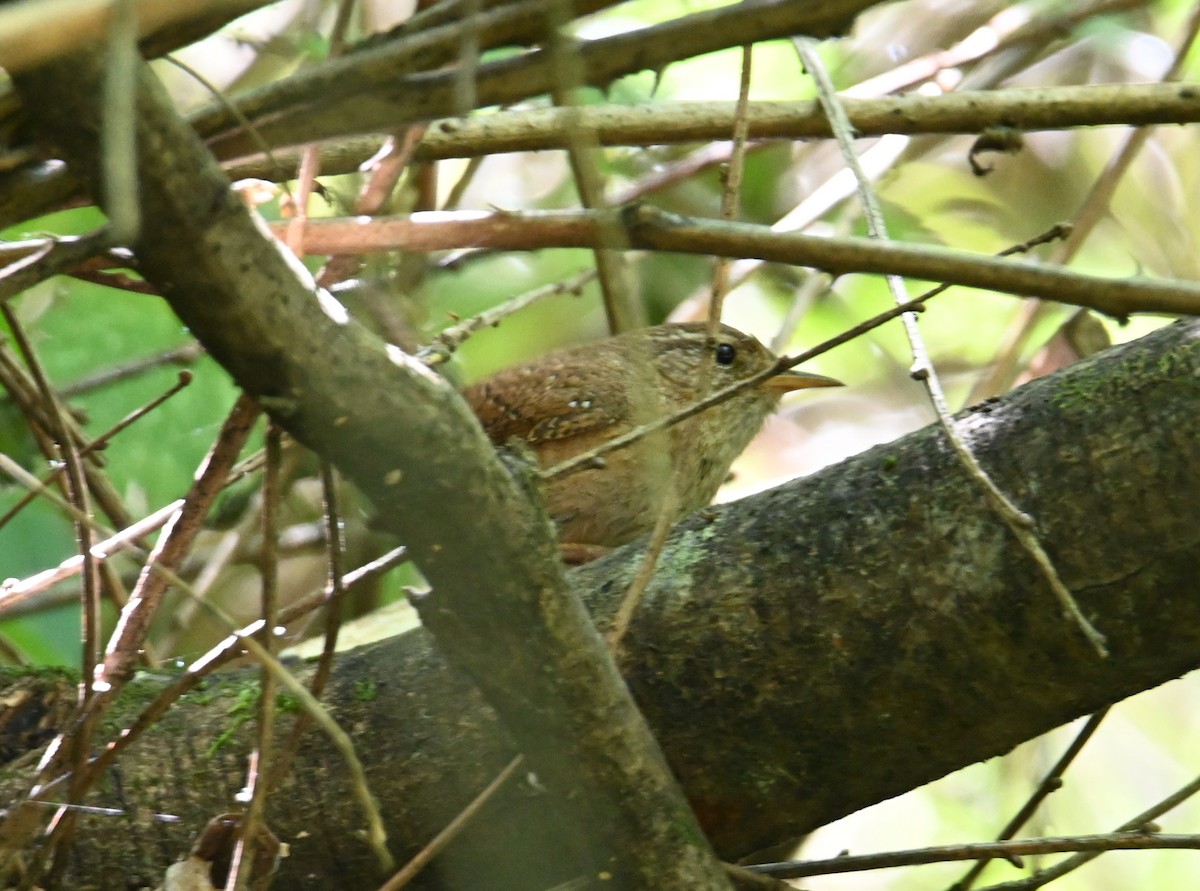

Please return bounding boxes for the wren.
[464,322,841,548]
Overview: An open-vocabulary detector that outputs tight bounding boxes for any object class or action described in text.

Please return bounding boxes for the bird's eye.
[715,343,736,366]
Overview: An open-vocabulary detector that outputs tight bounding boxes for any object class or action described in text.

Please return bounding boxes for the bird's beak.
[763,369,844,393]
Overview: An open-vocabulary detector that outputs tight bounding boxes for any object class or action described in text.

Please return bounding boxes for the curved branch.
[10,44,731,890]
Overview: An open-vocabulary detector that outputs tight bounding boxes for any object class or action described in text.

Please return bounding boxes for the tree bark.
[3,318,1199,888]
[9,39,732,891]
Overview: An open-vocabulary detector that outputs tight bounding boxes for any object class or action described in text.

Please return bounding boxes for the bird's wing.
[463,363,630,447]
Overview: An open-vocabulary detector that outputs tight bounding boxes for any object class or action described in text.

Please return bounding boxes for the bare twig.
[0,306,102,675]
[948,709,1110,891]
[162,53,295,195]
[0,230,117,303]
[419,267,598,364]
[967,3,1200,402]
[272,208,1200,317]
[975,773,1200,891]
[846,0,1147,98]
[223,83,1200,177]
[59,344,203,397]
[794,37,1106,656]
[539,224,1071,486]
[134,559,396,872]
[102,0,139,244]
[0,301,102,882]
[709,44,754,323]
[541,289,938,484]
[0,370,193,534]
[97,394,261,688]
[226,423,284,891]
[268,460,348,793]
[546,0,637,333]
[378,756,524,890]
[751,830,1200,880]
[64,547,409,798]
[610,42,758,650]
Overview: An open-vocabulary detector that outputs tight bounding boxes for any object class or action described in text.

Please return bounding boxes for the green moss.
[668,531,710,572]
[354,679,378,702]
[226,684,260,717]
[1051,335,1200,413]
[183,684,220,707]
[203,684,261,757]
[206,723,241,758]
[0,664,73,684]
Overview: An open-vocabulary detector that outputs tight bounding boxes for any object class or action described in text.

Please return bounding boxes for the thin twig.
[441,155,485,211]
[66,547,409,797]
[0,370,192,534]
[0,452,117,542]
[287,0,362,262]
[751,830,1200,880]
[967,2,1200,403]
[132,559,397,872]
[0,306,102,678]
[974,772,1200,891]
[948,708,1110,891]
[709,44,754,323]
[453,0,483,114]
[1,448,402,877]
[7,393,257,873]
[377,756,523,890]
[723,862,793,890]
[11,548,399,875]
[268,460,348,793]
[610,42,759,649]
[1,300,103,882]
[60,346,203,397]
[162,54,295,201]
[606,480,679,649]
[97,394,261,689]
[285,142,323,257]
[419,268,598,363]
[312,461,348,691]
[272,207,1200,317]
[0,230,118,303]
[845,0,1145,98]
[101,0,139,244]
[794,38,1106,657]
[226,423,284,891]
[546,0,637,333]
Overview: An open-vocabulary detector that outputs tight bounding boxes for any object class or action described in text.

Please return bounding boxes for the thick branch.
[582,318,1200,854]
[3,318,1198,889]
[11,45,730,890]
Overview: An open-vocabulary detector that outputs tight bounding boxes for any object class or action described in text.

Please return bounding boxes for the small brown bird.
[464,322,841,549]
